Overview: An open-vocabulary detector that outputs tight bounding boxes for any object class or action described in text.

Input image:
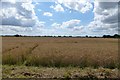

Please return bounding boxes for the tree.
[14,34,22,37]
[114,34,120,38]
[86,35,88,38]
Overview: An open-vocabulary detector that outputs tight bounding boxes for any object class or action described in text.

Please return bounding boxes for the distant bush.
[103,34,120,38]
[14,34,22,37]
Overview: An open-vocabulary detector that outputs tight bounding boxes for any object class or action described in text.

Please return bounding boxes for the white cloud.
[51,23,61,29]
[50,4,64,12]
[1,0,16,4]
[1,21,45,35]
[51,19,83,31]
[0,1,46,35]
[56,0,93,13]
[43,12,53,17]
[21,2,35,11]
[61,19,81,29]
[69,11,72,13]
[0,25,32,35]
[87,1,119,35]
[38,9,42,12]
[1,1,119,36]
[1,0,32,3]
[73,26,84,31]
[0,2,40,27]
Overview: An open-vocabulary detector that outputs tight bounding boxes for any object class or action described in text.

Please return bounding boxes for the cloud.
[0,1,42,27]
[1,0,32,3]
[51,23,60,28]
[38,9,42,12]
[0,1,46,35]
[1,22,45,35]
[43,12,53,17]
[1,1,118,36]
[56,0,93,13]
[73,26,84,31]
[61,19,81,29]
[50,4,64,12]
[0,25,32,35]
[88,1,119,34]
[51,19,84,31]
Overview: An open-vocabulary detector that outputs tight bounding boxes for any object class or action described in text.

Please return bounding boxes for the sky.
[0,0,119,36]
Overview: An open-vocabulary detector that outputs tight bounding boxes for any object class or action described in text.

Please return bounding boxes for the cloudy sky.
[0,0,119,36]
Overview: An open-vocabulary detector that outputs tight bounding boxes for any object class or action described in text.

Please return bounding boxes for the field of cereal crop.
[2,37,119,78]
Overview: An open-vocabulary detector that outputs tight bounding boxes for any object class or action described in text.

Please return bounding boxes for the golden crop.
[2,37,119,68]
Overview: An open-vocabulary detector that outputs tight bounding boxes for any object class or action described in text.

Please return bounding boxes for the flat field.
[2,37,119,78]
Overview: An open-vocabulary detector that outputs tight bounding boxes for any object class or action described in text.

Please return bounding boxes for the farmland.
[2,37,119,78]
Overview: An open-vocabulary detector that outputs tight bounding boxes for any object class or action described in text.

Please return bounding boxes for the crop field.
[2,37,119,78]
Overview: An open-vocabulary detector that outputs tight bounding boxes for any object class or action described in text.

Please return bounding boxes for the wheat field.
[2,37,119,68]
[2,37,119,78]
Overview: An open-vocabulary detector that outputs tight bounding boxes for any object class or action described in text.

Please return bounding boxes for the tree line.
[1,34,120,38]
[102,34,120,38]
